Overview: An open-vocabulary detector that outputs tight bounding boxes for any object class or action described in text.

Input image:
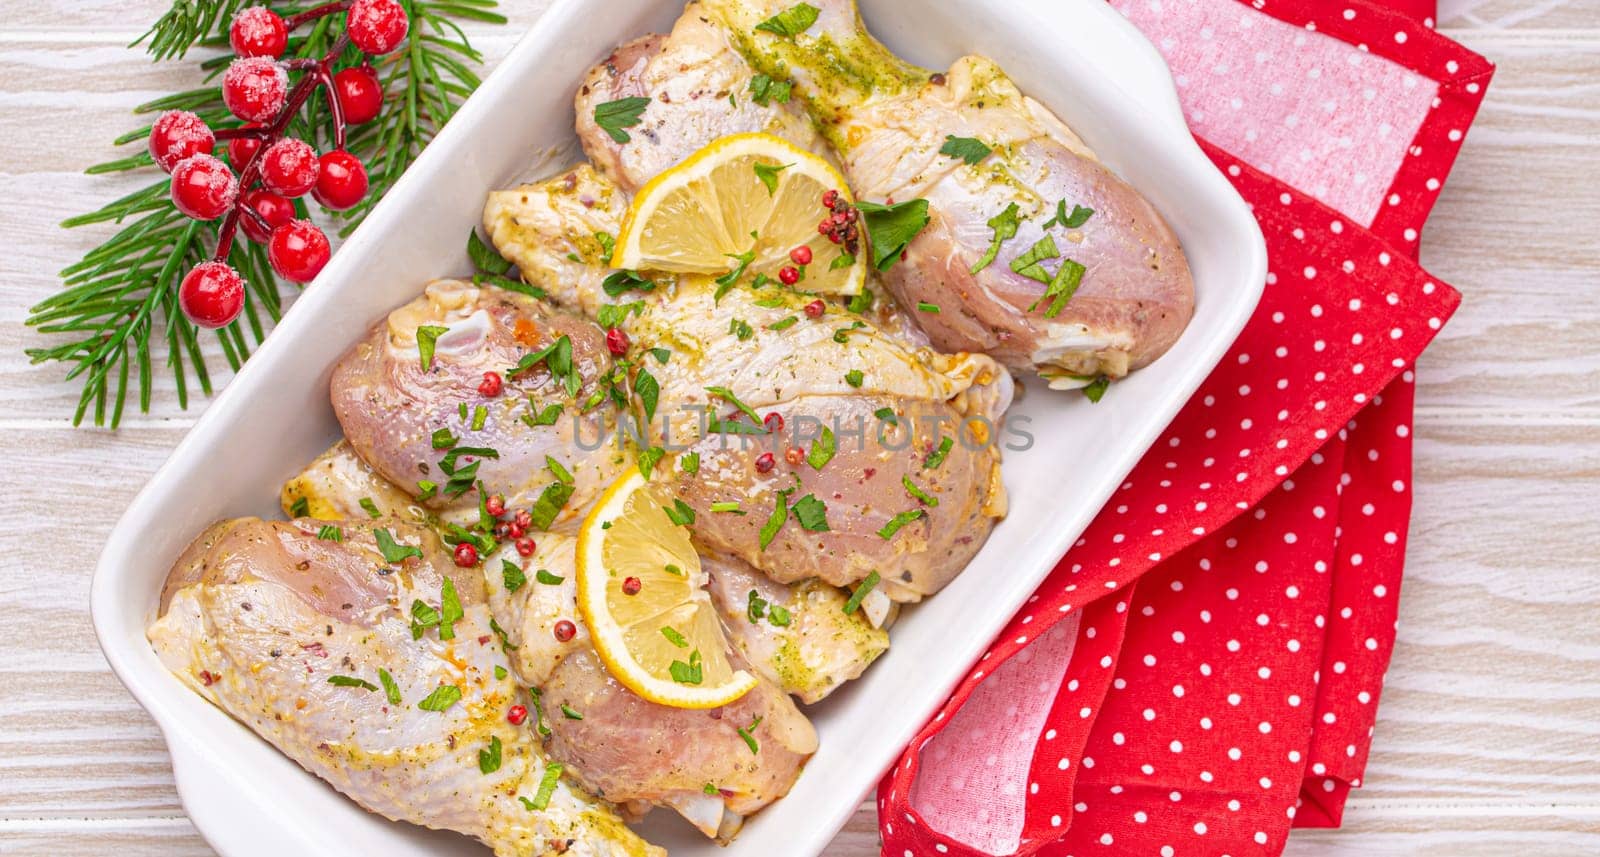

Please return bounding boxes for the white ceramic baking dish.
[92,1,1266,854]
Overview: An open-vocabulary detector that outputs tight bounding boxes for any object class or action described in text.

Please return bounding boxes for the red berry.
[479,370,504,398]
[763,412,784,433]
[755,452,775,473]
[485,494,506,517]
[260,138,319,197]
[453,542,478,567]
[267,220,331,283]
[777,266,800,285]
[169,154,238,220]
[239,189,295,244]
[784,446,806,465]
[347,0,410,54]
[605,327,630,356]
[553,619,576,643]
[227,125,263,171]
[515,537,536,557]
[822,189,839,209]
[222,57,287,123]
[789,245,813,265]
[178,261,245,329]
[803,299,825,318]
[229,6,288,59]
[622,577,642,596]
[311,150,368,210]
[148,111,215,173]
[507,704,528,725]
[507,521,526,539]
[333,66,384,125]
[514,509,533,529]
[493,520,511,538]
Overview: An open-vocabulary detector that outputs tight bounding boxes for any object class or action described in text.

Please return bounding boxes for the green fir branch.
[28,0,502,427]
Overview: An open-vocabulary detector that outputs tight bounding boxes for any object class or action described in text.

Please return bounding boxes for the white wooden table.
[3,1,1597,853]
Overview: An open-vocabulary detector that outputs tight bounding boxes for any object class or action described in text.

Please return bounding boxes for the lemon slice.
[612,132,866,295]
[576,469,758,709]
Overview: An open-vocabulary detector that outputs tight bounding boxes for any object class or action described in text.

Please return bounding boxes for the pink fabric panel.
[1112,0,1438,226]
[909,614,1081,853]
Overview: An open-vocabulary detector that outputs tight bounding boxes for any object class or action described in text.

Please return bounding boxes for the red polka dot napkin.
[877,0,1493,854]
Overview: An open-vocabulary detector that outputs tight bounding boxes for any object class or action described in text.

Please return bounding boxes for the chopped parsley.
[873,406,898,425]
[856,198,930,272]
[1037,258,1086,318]
[754,3,819,36]
[791,494,830,531]
[753,161,792,195]
[378,668,401,705]
[637,445,665,477]
[917,301,940,313]
[649,347,671,364]
[748,73,793,105]
[479,735,502,774]
[502,560,527,593]
[710,501,745,515]
[729,318,754,340]
[288,496,309,518]
[536,568,566,585]
[595,300,644,329]
[878,509,925,539]
[373,528,422,564]
[833,321,866,343]
[635,368,660,423]
[523,402,563,428]
[560,703,583,720]
[600,269,653,297]
[844,369,864,388]
[669,649,704,685]
[939,135,992,165]
[1010,235,1059,283]
[843,571,881,614]
[680,452,700,475]
[593,96,651,143]
[326,674,377,691]
[768,315,799,331]
[737,715,763,754]
[807,426,836,470]
[467,229,512,275]
[431,427,458,449]
[661,626,689,648]
[437,577,463,641]
[1046,200,1095,229]
[359,497,382,518]
[903,475,939,507]
[416,480,438,502]
[316,524,343,542]
[416,325,448,372]
[716,248,758,300]
[831,252,857,272]
[759,489,791,550]
[494,665,507,680]
[416,684,462,712]
[1082,375,1111,403]
[523,763,564,811]
[528,459,576,530]
[664,498,697,527]
[705,386,763,424]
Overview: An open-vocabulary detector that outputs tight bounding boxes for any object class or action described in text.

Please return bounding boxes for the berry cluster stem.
[215,33,351,260]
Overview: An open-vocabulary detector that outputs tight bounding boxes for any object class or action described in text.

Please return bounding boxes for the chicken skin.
[699,0,1196,385]
[148,517,658,857]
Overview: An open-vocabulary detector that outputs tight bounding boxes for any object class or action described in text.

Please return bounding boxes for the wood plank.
[1440,0,1600,31]
[1416,33,1600,414]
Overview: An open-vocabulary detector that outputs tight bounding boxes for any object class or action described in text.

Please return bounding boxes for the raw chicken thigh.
[575,6,828,194]
[275,450,820,837]
[330,279,626,532]
[148,517,658,857]
[699,0,1196,385]
[486,174,1011,602]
